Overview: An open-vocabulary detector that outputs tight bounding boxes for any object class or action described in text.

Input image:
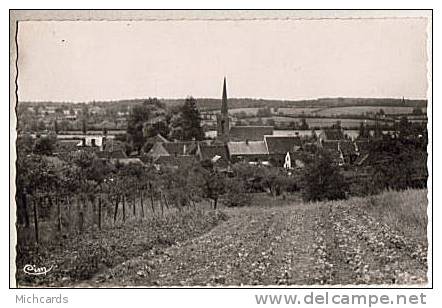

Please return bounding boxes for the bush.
[224,177,250,207]
[300,150,348,202]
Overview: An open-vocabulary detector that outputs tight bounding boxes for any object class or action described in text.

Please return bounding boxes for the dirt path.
[79,203,321,286]
[75,201,427,287]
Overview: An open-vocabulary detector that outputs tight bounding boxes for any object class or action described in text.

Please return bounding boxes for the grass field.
[360,189,428,243]
[314,106,419,117]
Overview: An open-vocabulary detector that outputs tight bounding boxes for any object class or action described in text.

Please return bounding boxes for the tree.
[257,107,272,117]
[127,102,152,151]
[169,97,204,141]
[33,135,57,155]
[224,177,250,207]
[412,107,423,115]
[54,120,59,134]
[358,121,369,139]
[311,128,317,141]
[202,170,225,209]
[81,105,88,134]
[127,98,168,151]
[300,149,347,202]
[300,118,309,130]
[16,133,35,155]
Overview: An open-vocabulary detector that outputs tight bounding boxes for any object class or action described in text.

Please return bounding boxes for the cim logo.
[23,264,53,276]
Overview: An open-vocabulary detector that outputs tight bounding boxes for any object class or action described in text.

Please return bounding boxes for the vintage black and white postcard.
[9,10,432,290]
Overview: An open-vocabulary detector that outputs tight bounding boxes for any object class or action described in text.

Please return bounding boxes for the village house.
[146,141,198,162]
[264,135,302,167]
[227,140,269,163]
[142,133,170,154]
[76,135,105,149]
[196,143,230,169]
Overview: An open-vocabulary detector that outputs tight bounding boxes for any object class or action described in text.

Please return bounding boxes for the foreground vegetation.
[16,207,228,287]
[68,189,427,287]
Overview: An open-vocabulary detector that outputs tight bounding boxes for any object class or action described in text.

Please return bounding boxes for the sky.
[17,18,429,102]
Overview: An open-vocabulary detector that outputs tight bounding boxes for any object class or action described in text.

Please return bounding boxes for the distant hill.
[19,97,427,111]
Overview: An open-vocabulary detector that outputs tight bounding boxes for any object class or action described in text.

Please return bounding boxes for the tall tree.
[127,103,151,151]
[300,149,347,202]
[169,97,204,141]
[127,98,168,151]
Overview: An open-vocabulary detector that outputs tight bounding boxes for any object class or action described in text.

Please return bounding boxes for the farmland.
[313,106,420,117]
[16,189,428,287]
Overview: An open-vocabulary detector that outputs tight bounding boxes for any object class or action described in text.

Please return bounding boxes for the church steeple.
[221,77,228,115]
[216,77,230,143]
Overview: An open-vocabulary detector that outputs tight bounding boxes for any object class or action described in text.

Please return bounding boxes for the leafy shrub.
[224,177,250,207]
[300,150,348,202]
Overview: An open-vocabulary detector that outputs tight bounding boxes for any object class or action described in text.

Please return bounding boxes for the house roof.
[145,134,169,144]
[153,155,195,166]
[147,141,198,158]
[96,149,127,159]
[102,140,125,152]
[321,140,355,154]
[229,126,274,141]
[227,141,268,156]
[198,144,229,166]
[162,142,197,156]
[264,136,302,155]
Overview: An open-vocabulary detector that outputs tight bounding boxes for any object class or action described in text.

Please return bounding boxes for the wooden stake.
[140,190,145,218]
[98,195,102,230]
[33,197,39,244]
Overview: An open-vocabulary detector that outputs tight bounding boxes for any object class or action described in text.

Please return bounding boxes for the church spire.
[221,77,228,115]
[216,77,230,143]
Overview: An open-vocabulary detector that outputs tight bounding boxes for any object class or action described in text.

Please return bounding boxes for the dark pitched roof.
[198,144,229,166]
[162,142,197,156]
[321,140,355,154]
[102,140,126,152]
[264,136,302,155]
[229,126,274,141]
[154,155,195,166]
[96,149,127,159]
[227,141,268,156]
[145,134,169,144]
